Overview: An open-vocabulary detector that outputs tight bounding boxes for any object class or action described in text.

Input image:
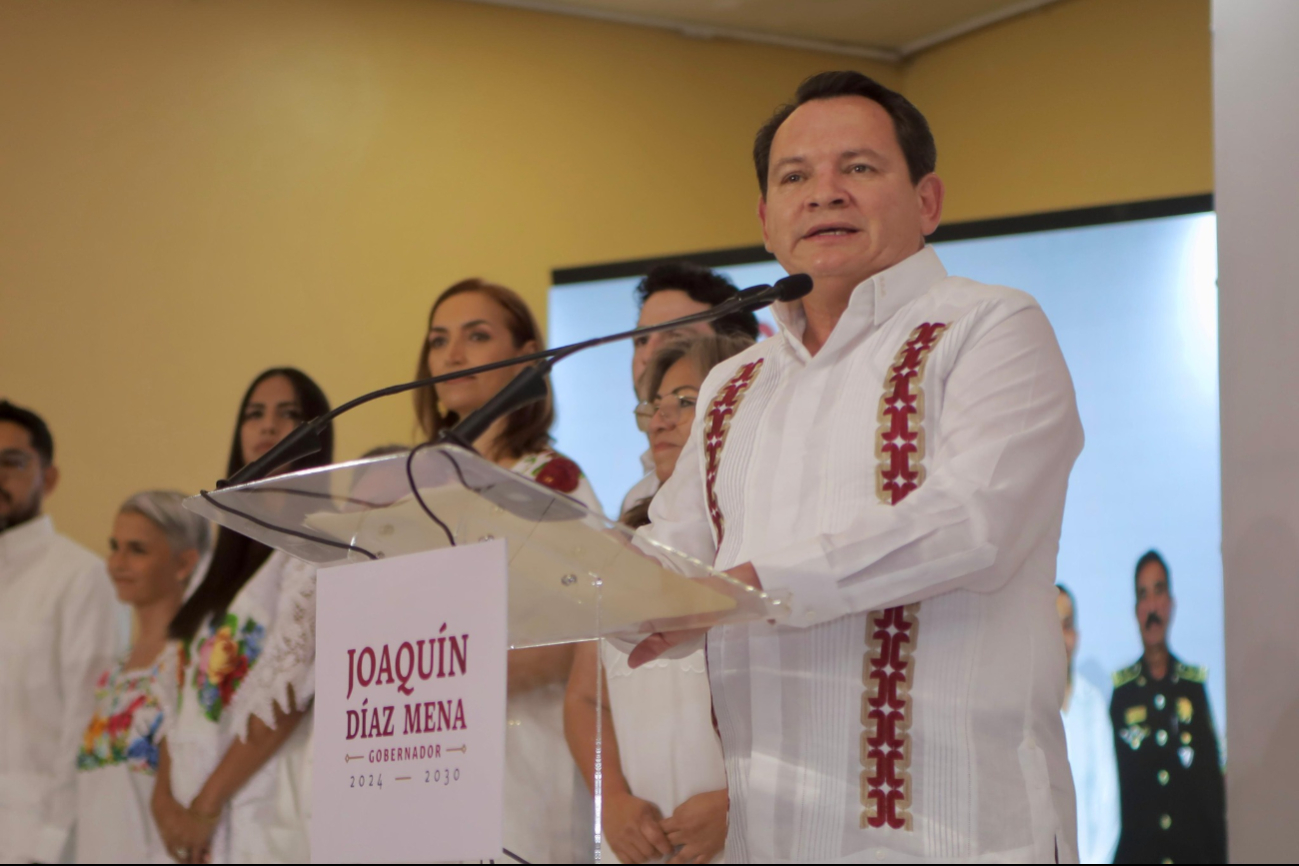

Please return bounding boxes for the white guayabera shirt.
[0,516,122,864]
[646,247,1085,863]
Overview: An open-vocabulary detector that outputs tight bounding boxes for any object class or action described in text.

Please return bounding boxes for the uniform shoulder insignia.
[1175,661,1208,683]
[1113,662,1143,688]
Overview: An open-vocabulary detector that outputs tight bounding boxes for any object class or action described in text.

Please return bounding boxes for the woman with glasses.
[75,491,211,863]
[416,278,602,863]
[566,331,753,864]
[151,368,332,864]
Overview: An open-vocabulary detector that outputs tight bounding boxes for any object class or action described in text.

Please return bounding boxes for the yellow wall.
[905,0,1212,221]
[0,0,1209,552]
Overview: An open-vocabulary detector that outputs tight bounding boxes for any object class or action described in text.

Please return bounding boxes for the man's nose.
[808,171,849,208]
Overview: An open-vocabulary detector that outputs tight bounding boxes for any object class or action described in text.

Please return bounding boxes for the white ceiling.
[461,0,1066,61]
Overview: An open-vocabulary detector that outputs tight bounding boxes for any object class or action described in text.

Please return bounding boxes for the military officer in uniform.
[1110,550,1226,863]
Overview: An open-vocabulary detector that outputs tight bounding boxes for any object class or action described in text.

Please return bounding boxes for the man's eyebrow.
[773,148,888,171]
[843,147,887,162]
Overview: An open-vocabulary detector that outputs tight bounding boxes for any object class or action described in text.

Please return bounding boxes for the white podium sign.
[311,541,508,863]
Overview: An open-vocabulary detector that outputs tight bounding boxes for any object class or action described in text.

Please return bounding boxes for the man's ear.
[917,173,945,237]
[41,463,60,498]
[758,196,773,253]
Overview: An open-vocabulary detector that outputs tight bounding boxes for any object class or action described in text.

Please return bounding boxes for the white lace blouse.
[159,549,317,863]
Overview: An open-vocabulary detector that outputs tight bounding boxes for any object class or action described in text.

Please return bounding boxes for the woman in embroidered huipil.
[151,368,333,864]
[415,279,603,863]
[74,490,211,863]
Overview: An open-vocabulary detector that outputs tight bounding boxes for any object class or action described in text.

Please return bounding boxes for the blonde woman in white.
[565,332,753,865]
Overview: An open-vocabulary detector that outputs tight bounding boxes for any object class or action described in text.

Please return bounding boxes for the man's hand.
[725,562,760,590]
[662,788,728,864]
[602,791,674,864]
[628,563,761,669]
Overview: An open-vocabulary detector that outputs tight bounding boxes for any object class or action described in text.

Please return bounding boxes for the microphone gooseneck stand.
[199,272,812,561]
[221,272,812,488]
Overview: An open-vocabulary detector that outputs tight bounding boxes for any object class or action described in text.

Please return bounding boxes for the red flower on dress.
[534,456,581,494]
[217,656,250,707]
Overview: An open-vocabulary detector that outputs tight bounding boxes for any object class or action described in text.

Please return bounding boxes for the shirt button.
[1160,814,1172,830]
[1156,729,1168,746]
[1158,769,1170,786]
[874,849,886,861]
[1154,694,1166,710]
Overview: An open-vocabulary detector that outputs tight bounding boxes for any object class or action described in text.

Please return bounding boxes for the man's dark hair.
[635,262,760,340]
[1135,549,1171,595]
[0,400,54,465]
[753,70,937,197]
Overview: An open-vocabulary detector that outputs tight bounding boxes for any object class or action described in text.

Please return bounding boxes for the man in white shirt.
[622,263,760,520]
[0,400,121,863]
[632,72,1084,861]
[1057,585,1120,864]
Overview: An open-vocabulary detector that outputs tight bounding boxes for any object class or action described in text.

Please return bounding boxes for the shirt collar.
[0,513,56,573]
[772,245,948,358]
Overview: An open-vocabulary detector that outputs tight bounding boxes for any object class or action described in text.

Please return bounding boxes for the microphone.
[222,272,812,487]
[733,272,813,308]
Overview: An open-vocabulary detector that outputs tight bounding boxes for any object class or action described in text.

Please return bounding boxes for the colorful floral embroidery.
[77,662,164,775]
[190,613,266,722]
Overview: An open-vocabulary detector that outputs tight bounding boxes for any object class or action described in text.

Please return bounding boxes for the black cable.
[500,848,530,864]
[437,447,472,490]
[405,442,456,547]
[198,489,379,561]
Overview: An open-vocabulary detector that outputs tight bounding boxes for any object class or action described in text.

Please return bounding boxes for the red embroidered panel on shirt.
[874,322,947,505]
[860,322,945,832]
[702,359,763,543]
[860,603,921,830]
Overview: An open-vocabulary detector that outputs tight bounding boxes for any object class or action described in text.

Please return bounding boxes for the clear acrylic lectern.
[185,444,785,863]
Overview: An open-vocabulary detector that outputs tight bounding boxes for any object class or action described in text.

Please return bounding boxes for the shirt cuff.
[751,536,850,628]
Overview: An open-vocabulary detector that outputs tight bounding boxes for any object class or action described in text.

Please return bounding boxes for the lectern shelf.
[185,443,786,648]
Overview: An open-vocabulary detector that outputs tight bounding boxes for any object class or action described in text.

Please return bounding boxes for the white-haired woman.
[75,491,211,864]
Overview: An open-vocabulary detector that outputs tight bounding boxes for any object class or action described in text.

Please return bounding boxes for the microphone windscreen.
[775,273,814,301]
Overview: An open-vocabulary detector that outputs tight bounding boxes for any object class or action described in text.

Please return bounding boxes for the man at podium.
[631,71,1085,862]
